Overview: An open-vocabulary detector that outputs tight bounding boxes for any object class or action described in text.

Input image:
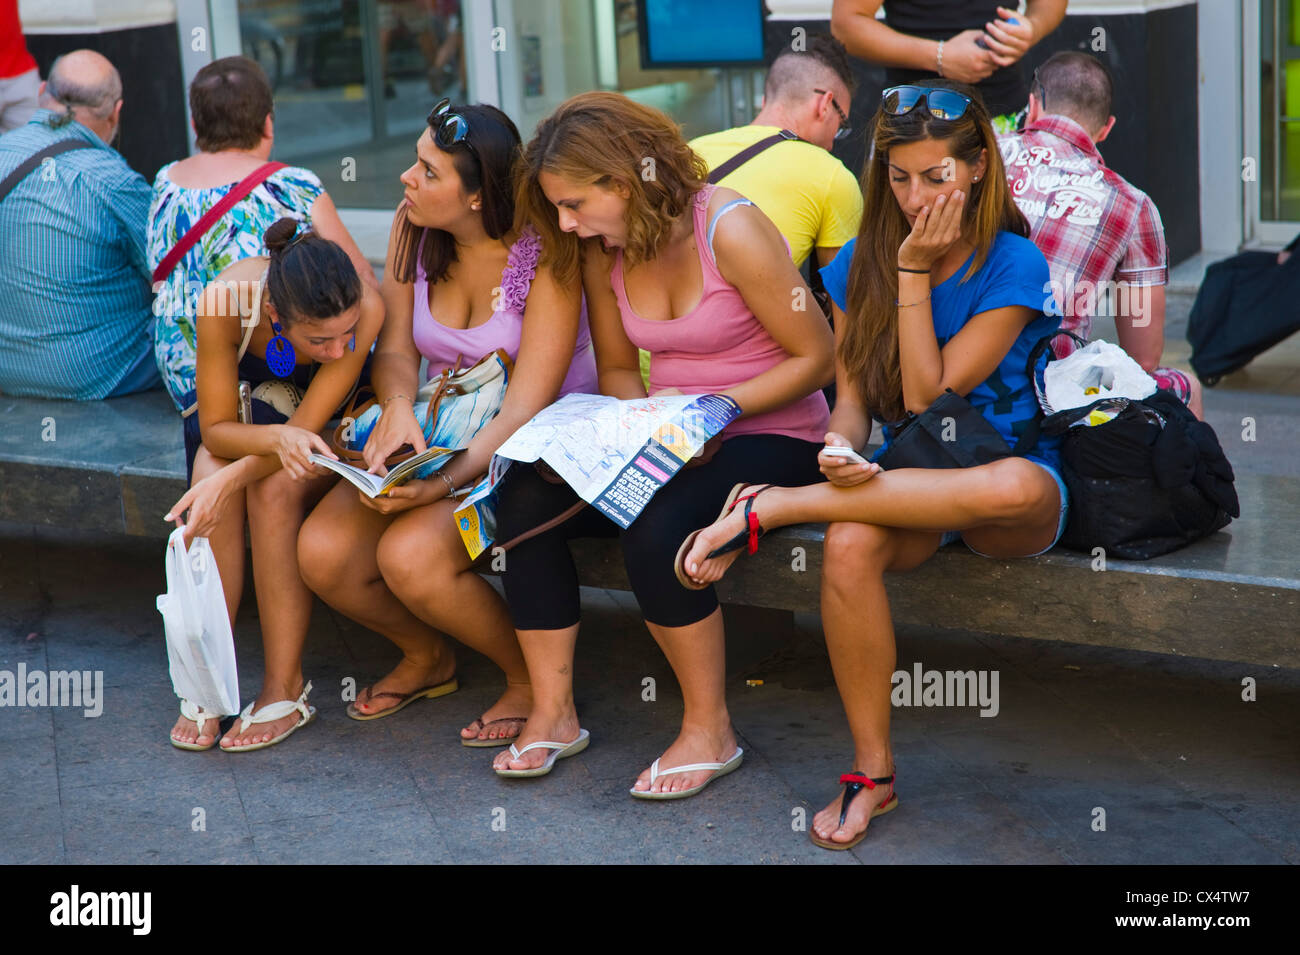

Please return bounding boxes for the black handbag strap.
[707,129,800,184]
[1013,330,1090,454]
[0,139,95,204]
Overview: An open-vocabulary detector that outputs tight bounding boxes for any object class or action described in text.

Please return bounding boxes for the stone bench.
[1,390,1295,668]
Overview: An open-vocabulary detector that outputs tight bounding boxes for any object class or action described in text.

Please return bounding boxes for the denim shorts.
[940,459,1070,557]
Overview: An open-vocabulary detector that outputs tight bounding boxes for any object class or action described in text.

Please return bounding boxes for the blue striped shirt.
[0,109,156,399]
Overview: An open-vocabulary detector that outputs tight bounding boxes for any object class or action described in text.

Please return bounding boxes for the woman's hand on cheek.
[897,190,966,271]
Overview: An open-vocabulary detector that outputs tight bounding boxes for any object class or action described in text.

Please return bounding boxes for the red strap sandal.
[810,771,899,851]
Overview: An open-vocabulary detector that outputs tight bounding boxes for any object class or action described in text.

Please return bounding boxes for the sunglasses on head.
[881,86,973,121]
[428,98,481,166]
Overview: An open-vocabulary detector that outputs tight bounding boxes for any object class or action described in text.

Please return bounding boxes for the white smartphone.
[822,445,870,466]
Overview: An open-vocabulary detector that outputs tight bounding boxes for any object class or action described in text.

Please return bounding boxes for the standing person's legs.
[621,435,824,796]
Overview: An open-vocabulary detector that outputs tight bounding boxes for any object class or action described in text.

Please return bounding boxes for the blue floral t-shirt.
[820,231,1062,468]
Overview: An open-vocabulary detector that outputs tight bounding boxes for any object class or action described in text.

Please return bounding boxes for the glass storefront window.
[494,0,762,144]
[1260,0,1300,221]
[234,0,467,208]
[226,1,762,210]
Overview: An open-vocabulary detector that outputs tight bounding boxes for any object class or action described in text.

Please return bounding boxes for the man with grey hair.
[0,49,159,399]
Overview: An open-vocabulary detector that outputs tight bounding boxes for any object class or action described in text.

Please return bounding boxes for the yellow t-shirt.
[688,125,863,267]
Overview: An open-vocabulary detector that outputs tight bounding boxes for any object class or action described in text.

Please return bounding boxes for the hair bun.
[264,217,301,255]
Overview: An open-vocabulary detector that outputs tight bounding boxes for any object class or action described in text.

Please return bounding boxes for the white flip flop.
[171,698,223,751]
[630,746,744,800]
[222,681,316,753]
[494,729,590,777]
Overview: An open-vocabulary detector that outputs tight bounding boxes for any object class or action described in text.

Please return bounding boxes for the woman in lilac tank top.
[299,103,595,744]
[490,92,834,797]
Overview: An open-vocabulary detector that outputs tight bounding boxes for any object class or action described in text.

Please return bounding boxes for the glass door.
[231,0,468,208]
[1254,0,1300,243]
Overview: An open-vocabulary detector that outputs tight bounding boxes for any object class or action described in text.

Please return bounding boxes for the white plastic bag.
[156,527,240,716]
[1043,340,1157,412]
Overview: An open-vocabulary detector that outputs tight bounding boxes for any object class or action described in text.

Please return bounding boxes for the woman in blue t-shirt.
[675,81,1066,850]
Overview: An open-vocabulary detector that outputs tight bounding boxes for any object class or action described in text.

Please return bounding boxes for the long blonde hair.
[841,80,1028,422]
[514,91,708,286]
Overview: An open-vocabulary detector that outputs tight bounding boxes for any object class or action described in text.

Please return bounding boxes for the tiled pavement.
[1,522,1295,865]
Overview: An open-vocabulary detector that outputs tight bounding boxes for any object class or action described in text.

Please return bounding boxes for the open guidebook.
[452,392,741,559]
[309,445,461,499]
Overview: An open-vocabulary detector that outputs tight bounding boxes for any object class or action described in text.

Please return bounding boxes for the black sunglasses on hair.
[881,85,973,121]
[428,98,481,167]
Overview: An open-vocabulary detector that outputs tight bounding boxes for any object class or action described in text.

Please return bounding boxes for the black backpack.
[1187,246,1300,385]
[1021,336,1240,560]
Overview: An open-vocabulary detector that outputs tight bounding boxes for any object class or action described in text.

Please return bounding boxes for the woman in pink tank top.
[490,92,834,797]
[300,103,595,745]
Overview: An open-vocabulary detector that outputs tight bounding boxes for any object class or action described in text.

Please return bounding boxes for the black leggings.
[496,433,825,630]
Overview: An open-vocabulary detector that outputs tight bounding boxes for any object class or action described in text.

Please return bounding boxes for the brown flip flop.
[345,677,459,721]
[460,714,529,748]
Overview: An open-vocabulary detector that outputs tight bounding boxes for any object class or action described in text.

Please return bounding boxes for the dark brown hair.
[840,80,1028,422]
[189,56,273,153]
[1033,51,1114,133]
[263,217,360,326]
[515,91,708,287]
[391,104,521,285]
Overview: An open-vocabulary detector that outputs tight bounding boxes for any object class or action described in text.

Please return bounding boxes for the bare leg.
[378,499,532,738]
[492,625,581,772]
[170,444,246,748]
[810,522,939,845]
[298,481,457,718]
[220,468,334,749]
[628,607,739,795]
[682,457,1061,584]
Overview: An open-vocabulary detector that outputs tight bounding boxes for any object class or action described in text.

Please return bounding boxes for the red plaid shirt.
[998,116,1167,354]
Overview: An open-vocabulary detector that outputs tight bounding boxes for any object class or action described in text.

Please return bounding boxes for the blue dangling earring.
[348,333,356,353]
[265,319,296,378]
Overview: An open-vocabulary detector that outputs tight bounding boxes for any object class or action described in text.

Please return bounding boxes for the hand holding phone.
[822,445,870,466]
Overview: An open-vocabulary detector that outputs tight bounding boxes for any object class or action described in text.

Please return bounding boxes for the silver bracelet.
[936,39,945,78]
[437,471,457,495]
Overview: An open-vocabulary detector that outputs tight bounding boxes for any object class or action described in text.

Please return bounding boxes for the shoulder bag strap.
[151,161,287,285]
[0,139,94,204]
[180,268,269,419]
[706,129,799,185]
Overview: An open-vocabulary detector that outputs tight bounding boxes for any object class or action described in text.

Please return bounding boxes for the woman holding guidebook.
[490,92,833,794]
[166,219,384,751]
[297,102,597,744]
[677,81,1067,848]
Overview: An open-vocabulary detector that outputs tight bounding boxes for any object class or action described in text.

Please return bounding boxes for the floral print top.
[146,162,325,410]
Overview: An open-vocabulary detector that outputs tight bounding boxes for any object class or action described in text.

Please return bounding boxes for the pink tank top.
[611,185,829,442]
[412,226,597,395]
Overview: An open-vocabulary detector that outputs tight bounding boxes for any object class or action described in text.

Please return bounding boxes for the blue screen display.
[643,0,764,65]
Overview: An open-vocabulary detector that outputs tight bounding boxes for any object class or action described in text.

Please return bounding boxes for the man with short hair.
[0,49,159,399]
[689,34,863,271]
[998,50,1202,417]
